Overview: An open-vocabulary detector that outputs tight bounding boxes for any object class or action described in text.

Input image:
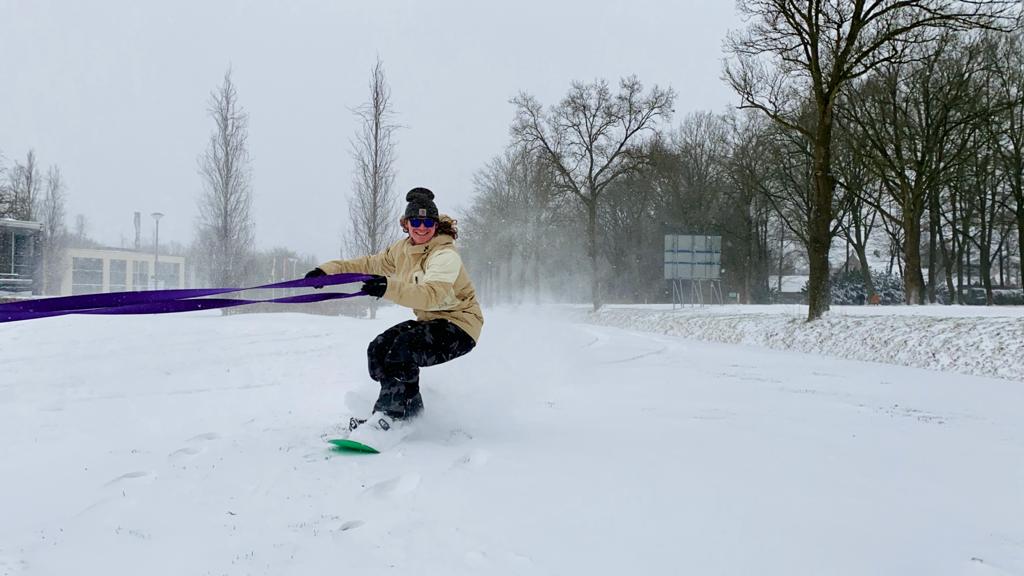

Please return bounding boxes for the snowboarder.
[305,187,483,432]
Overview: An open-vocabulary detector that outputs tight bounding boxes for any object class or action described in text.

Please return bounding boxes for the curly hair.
[436,216,458,240]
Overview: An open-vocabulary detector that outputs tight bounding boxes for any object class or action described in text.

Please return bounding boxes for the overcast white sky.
[1,0,741,262]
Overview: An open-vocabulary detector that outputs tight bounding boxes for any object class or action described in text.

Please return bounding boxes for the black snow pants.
[367,319,476,419]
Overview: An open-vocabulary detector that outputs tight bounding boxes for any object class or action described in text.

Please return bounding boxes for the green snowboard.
[327,438,380,454]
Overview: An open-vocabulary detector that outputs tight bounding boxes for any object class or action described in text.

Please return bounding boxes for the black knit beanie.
[404,187,439,220]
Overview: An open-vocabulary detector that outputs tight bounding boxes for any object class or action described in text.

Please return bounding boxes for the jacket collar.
[404,234,453,254]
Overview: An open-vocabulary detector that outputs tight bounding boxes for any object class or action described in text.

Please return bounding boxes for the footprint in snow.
[440,428,474,445]
[168,432,221,462]
[964,557,1017,576]
[509,552,535,568]
[365,473,421,499]
[336,520,365,532]
[168,446,203,462]
[289,514,365,536]
[465,550,486,566]
[104,470,154,486]
[452,449,490,470]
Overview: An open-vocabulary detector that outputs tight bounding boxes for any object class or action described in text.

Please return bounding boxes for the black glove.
[304,267,327,289]
[362,275,388,298]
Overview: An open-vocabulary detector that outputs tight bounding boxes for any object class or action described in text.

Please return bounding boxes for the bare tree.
[197,69,255,287]
[464,145,573,305]
[724,0,1019,320]
[965,132,1009,304]
[4,150,41,220]
[515,148,564,303]
[36,167,68,294]
[476,146,562,303]
[723,110,775,304]
[832,128,881,302]
[348,58,400,317]
[511,76,675,310]
[944,160,979,298]
[991,29,1024,289]
[669,112,732,232]
[841,34,993,304]
[73,214,88,245]
[754,109,856,267]
[467,151,525,305]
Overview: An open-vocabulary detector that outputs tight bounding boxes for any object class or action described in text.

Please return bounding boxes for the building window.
[72,257,103,295]
[132,260,149,290]
[12,233,35,277]
[109,259,128,291]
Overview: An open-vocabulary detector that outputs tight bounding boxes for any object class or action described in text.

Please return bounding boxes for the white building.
[0,218,43,293]
[62,247,186,296]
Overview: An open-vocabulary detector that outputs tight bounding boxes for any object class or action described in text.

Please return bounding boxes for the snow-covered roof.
[0,218,43,231]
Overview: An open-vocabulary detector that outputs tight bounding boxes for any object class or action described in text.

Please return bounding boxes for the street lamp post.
[151,212,164,289]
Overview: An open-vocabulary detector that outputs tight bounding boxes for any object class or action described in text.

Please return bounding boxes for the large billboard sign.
[664,234,721,280]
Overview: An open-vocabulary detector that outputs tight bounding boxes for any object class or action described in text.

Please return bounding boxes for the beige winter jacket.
[318,225,483,342]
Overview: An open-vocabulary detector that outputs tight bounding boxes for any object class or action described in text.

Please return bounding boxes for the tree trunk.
[998,245,1004,288]
[744,227,754,304]
[756,219,770,304]
[903,211,926,305]
[854,244,876,302]
[952,193,965,304]
[927,195,940,303]
[743,260,752,304]
[938,223,955,305]
[966,242,972,286]
[806,119,835,320]
[1018,215,1024,289]
[777,229,784,293]
[586,198,600,311]
[980,237,993,305]
[956,242,964,304]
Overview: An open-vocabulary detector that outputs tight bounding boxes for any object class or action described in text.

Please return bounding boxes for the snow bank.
[570,305,1024,381]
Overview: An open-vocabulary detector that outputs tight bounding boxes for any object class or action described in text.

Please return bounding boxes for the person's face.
[404,217,437,245]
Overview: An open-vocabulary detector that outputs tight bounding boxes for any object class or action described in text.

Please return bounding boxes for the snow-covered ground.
[571,304,1024,381]
[2,305,1023,575]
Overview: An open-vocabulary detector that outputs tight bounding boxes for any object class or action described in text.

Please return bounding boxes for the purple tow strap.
[0,273,375,323]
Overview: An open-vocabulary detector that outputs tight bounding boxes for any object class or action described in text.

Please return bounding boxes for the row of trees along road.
[723,0,1021,319]
[461,2,1023,317]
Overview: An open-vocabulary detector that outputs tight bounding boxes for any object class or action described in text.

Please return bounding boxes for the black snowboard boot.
[405,392,424,419]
